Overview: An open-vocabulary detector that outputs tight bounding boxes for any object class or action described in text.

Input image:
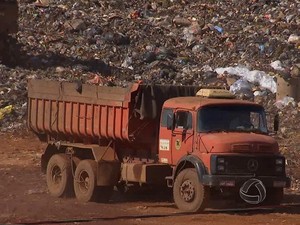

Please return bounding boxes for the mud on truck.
[27,79,290,212]
[0,0,18,63]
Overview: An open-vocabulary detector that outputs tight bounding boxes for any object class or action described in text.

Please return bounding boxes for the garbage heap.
[0,0,299,191]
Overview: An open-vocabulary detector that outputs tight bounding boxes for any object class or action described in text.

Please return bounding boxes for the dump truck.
[0,0,18,62]
[27,79,290,212]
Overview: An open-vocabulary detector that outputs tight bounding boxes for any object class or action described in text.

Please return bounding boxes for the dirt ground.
[0,132,300,225]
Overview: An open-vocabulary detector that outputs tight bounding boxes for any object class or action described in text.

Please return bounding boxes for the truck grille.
[231,144,273,152]
[212,155,285,176]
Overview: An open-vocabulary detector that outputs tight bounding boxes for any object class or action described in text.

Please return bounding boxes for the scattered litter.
[0,105,13,121]
[274,96,296,109]
[270,60,285,71]
[215,66,277,93]
[229,79,254,99]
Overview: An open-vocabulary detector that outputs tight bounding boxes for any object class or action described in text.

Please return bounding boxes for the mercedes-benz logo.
[247,159,258,172]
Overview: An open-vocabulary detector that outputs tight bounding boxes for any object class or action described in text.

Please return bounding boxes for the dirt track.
[0,132,300,225]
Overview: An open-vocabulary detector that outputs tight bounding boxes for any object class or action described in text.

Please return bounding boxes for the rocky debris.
[0,0,299,189]
[291,64,300,78]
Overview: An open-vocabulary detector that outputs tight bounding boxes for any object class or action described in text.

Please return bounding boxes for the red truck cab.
[159,89,290,212]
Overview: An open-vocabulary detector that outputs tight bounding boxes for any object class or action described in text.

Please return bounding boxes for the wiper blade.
[205,129,228,133]
[203,128,267,134]
[249,129,267,134]
[228,128,267,134]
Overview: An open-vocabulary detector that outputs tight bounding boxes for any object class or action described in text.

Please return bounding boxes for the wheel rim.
[180,180,195,202]
[78,170,90,194]
[51,165,62,186]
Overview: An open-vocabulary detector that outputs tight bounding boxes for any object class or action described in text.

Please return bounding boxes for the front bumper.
[202,174,291,188]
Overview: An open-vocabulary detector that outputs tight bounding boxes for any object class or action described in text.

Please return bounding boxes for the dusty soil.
[0,132,300,225]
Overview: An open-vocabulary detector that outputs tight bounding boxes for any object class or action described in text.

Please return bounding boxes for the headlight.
[217,157,226,172]
[217,158,225,163]
[211,155,226,174]
[275,157,285,174]
[217,165,225,171]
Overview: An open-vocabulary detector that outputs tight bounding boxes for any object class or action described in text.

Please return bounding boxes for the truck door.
[159,108,174,165]
[171,111,194,164]
[159,109,194,165]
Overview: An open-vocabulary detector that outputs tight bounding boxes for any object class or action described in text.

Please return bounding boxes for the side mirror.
[167,114,174,130]
[274,114,279,132]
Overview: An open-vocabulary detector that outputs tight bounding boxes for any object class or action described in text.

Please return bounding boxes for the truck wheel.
[46,154,72,197]
[264,188,283,205]
[173,168,209,212]
[74,160,98,202]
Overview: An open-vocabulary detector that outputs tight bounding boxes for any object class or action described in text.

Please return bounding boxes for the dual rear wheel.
[46,154,72,197]
[74,159,113,203]
[46,154,113,202]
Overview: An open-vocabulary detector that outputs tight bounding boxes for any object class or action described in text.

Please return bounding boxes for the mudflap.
[96,160,121,186]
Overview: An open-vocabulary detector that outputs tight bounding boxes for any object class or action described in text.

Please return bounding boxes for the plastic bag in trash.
[182,22,201,46]
[0,105,13,121]
[274,97,296,109]
[270,60,285,71]
[229,79,254,99]
[121,56,133,70]
[215,66,277,93]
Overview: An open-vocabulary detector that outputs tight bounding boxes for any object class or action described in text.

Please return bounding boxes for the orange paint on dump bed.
[28,79,136,141]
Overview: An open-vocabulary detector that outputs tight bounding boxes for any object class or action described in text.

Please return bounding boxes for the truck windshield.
[197,105,268,134]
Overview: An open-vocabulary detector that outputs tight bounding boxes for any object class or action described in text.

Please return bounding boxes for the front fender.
[173,155,207,183]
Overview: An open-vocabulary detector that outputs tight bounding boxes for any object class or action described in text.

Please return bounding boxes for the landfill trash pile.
[0,0,299,189]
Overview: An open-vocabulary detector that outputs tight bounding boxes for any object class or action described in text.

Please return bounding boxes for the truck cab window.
[198,105,267,133]
[161,108,173,127]
[175,111,192,129]
[229,112,253,129]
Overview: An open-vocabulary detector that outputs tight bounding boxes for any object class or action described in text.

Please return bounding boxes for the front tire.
[46,154,72,197]
[173,168,209,212]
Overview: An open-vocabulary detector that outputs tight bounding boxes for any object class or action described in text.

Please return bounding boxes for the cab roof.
[163,96,262,111]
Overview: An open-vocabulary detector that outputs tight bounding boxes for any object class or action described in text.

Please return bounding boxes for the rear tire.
[74,160,98,202]
[46,154,72,197]
[173,168,209,212]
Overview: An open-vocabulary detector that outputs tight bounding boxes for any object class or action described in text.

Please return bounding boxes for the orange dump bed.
[27,79,200,143]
